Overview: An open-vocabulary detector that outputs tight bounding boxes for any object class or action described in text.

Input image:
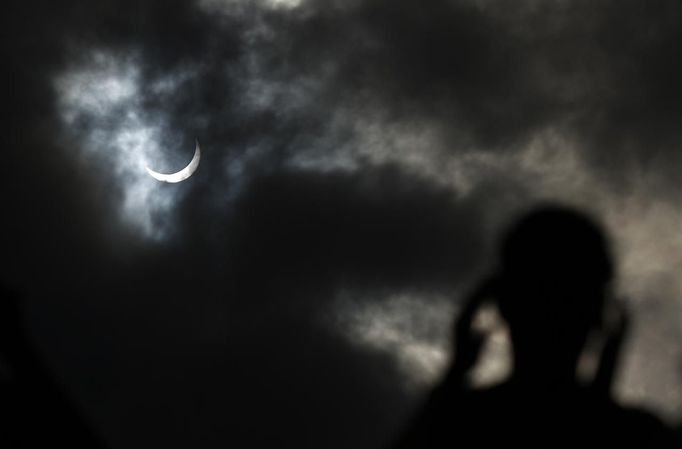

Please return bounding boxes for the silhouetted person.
[0,284,104,448]
[394,205,674,447]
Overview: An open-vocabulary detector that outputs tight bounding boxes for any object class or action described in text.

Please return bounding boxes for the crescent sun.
[146,140,201,183]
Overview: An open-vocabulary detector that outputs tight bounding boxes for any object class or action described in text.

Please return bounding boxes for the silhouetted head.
[495,205,613,383]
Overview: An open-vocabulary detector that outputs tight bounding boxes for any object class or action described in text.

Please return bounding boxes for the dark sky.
[3,0,682,447]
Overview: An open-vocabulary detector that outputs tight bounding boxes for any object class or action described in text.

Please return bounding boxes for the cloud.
[3,0,682,447]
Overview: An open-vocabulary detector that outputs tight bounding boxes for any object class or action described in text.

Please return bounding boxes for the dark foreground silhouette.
[0,285,103,448]
[394,205,676,447]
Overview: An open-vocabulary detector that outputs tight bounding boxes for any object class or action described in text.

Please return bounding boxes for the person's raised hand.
[445,278,498,387]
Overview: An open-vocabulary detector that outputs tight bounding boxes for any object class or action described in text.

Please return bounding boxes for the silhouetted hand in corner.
[0,284,105,448]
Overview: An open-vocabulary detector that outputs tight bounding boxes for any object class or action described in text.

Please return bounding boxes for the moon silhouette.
[146,140,201,183]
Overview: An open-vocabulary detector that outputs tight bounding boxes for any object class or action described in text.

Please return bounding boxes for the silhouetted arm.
[390,279,496,448]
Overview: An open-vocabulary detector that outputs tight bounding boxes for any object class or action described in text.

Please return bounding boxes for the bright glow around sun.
[54,51,187,240]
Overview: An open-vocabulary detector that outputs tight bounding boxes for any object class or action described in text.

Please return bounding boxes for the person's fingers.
[455,278,497,336]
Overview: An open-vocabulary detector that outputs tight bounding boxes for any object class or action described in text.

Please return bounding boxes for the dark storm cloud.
[282,0,557,149]
[259,0,682,179]
[4,0,682,448]
[472,0,682,186]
